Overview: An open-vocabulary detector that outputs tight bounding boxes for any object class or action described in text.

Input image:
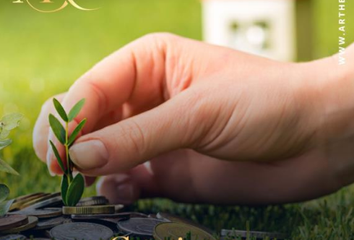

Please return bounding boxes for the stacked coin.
[0,215,29,232]
[0,192,288,240]
[0,193,124,239]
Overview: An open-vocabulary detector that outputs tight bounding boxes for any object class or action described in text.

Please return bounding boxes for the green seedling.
[49,98,86,207]
[0,113,22,216]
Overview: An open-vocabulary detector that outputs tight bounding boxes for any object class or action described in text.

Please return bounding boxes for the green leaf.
[53,98,68,122]
[66,173,85,206]
[49,114,66,144]
[61,175,69,206]
[0,129,10,140]
[0,113,23,131]
[68,99,85,122]
[0,139,12,150]
[0,184,10,203]
[0,158,19,175]
[68,119,87,146]
[49,140,66,173]
[0,199,14,217]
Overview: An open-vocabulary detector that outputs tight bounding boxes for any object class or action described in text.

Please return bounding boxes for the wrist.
[314,57,354,143]
[294,55,353,144]
[298,52,354,187]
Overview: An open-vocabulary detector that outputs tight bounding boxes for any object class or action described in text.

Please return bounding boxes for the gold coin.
[62,205,115,215]
[18,194,56,209]
[154,222,216,240]
[13,193,46,203]
[10,193,50,211]
[2,216,38,234]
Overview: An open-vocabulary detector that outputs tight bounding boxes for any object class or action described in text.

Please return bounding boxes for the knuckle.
[184,89,211,121]
[114,120,147,160]
[139,32,178,46]
[177,89,214,146]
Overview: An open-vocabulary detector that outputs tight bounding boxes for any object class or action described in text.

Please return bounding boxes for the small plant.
[49,98,86,206]
[0,113,22,216]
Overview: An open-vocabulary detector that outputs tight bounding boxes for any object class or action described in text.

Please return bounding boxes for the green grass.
[0,1,354,239]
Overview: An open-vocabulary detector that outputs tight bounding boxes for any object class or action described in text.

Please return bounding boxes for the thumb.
[69,89,207,176]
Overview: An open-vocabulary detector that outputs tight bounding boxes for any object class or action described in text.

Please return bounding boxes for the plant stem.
[65,121,72,184]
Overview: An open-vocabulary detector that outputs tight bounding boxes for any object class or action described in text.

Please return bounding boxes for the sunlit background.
[0,0,354,237]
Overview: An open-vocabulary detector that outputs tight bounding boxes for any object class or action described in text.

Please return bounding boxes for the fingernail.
[46,150,56,177]
[70,140,108,170]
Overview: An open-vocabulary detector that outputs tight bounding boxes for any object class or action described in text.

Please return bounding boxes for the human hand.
[33,34,354,205]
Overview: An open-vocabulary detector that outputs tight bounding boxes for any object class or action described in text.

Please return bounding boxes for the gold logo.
[112,237,130,240]
[13,0,98,13]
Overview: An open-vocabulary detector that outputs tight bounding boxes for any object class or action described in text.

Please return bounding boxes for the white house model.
[202,0,296,61]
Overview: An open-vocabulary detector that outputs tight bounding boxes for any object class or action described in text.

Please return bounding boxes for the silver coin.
[0,235,26,240]
[34,217,71,230]
[77,196,109,207]
[22,196,62,210]
[71,212,147,220]
[221,229,288,239]
[80,196,107,202]
[14,208,62,219]
[50,222,114,240]
[117,217,166,237]
[114,204,124,212]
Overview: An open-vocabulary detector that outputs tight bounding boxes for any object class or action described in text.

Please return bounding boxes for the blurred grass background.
[0,0,354,239]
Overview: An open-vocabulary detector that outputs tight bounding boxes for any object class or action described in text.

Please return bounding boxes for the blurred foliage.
[0,0,353,239]
[0,0,202,197]
[312,0,354,58]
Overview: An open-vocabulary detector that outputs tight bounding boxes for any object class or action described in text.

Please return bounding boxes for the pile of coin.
[0,193,287,240]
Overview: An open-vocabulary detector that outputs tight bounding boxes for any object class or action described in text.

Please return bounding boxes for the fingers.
[34,33,233,176]
[41,33,173,173]
[69,88,209,176]
[97,175,140,205]
[58,33,171,134]
[97,149,340,205]
[97,164,158,204]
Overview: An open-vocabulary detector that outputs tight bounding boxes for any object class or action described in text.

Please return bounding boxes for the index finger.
[60,33,170,132]
[43,34,172,171]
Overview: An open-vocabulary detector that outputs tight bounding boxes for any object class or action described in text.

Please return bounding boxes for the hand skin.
[33,33,354,205]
